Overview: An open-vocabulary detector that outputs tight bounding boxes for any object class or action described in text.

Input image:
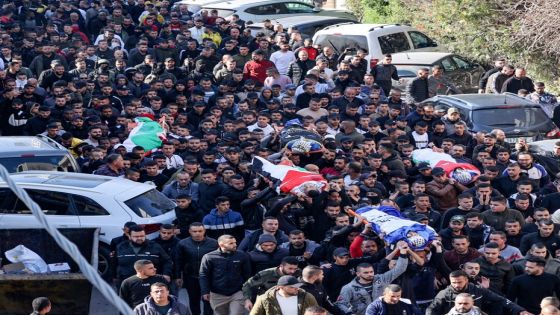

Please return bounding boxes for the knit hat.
[258,234,277,245]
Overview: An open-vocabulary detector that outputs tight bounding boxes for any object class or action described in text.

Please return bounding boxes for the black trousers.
[185,276,212,315]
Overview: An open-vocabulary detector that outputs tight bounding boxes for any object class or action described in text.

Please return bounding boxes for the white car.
[313,23,445,71]
[199,0,356,23]
[0,171,176,277]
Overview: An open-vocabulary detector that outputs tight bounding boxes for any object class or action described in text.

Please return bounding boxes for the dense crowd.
[3,1,560,315]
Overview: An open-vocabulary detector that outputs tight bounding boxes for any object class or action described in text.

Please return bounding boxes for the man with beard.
[279,230,320,268]
[508,256,560,314]
[112,225,172,289]
[242,256,299,311]
[446,293,486,315]
[427,271,528,315]
[336,243,410,315]
[29,42,68,77]
[244,49,275,84]
[300,265,343,315]
[249,275,318,315]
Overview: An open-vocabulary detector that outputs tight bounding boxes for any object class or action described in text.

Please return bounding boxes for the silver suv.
[0,136,80,173]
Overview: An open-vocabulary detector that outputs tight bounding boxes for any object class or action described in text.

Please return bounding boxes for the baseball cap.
[417,162,431,171]
[38,105,51,112]
[285,84,297,90]
[340,136,354,143]
[277,275,302,288]
[484,133,497,139]
[447,107,460,115]
[431,167,445,176]
[450,215,465,223]
[333,247,350,257]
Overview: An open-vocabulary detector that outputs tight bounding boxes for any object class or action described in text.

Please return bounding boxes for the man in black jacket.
[300,265,343,315]
[175,223,218,315]
[199,234,252,315]
[112,225,173,287]
[119,259,169,308]
[426,270,529,315]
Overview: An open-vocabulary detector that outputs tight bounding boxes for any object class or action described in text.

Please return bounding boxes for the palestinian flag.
[123,116,167,152]
[252,157,327,194]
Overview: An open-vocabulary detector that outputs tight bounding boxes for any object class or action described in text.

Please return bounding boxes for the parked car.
[421,93,557,142]
[0,171,176,278]
[313,23,444,71]
[0,136,80,173]
[389,52,485,94]
[172,0,223,13]
[199,0,356,23]
[246,16,356,38]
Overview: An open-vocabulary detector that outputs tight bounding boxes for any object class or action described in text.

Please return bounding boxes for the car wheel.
[98,245,111,280]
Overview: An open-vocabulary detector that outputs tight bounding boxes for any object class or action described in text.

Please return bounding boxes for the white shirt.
[269,50,296,75]
[188,26,206,44]
[94,34,125,49]
[165,154,184,169]
[248,123,275,137]
[276,292,298,315]
[412,131,429,149]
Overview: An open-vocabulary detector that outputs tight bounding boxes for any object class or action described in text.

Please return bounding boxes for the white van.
[313,23,445,70]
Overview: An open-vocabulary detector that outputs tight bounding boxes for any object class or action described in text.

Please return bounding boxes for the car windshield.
[124,189,176,218]
[0,155,76,173]
[314,34,367,55]
[472,106,550,129]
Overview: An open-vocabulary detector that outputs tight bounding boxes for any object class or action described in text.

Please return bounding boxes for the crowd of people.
[3,1,560,315]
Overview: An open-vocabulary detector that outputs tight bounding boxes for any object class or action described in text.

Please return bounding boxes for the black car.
[421,93,557,143]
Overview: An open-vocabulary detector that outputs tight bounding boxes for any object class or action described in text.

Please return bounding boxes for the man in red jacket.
[243,49,274,84]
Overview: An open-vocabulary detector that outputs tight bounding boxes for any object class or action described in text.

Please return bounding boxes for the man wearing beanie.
[248,234,290,273]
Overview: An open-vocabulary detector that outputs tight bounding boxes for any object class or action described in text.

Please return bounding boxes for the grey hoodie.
[335,256,408,315]
[133,295,192,315]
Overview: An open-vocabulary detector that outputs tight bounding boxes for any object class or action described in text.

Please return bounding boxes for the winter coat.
[133,295,192,315]
[202,208,245,242]
[365,297,422,315]
[113,240,173,280]
[249,286,318,315]
[426,283,525,315]
[248,246,290,273]
[199,248,252,296]
[175,237,218,279]
[240,230,289,252]
[474,256,515,294]
[336,256,408,315]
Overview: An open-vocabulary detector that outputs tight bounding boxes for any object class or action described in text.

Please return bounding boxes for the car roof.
[315,23,411,34]
[5,171,151,194]
[0,136,66,155]
[430,93,538,110]
[390,52,453,65]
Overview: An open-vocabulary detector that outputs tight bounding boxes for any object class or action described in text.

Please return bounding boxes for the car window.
[472,106,550,129]
[246,3,286,15]
[124,189,176,218]
[452,56,471,70]
[440,57,458,72]
[72,195,110,216]
[0,155,76,173]
[314,34,367,55]
[26,190,74,215]
[284,2,314,13]
[408,31,436,49]
[0,188,21,214]
[378,32,411,54]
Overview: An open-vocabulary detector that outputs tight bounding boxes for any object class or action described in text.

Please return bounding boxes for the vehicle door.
[451,55,485,93]
[0,188,80,229]
[436,56,465,92]
[71,194,126,245]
